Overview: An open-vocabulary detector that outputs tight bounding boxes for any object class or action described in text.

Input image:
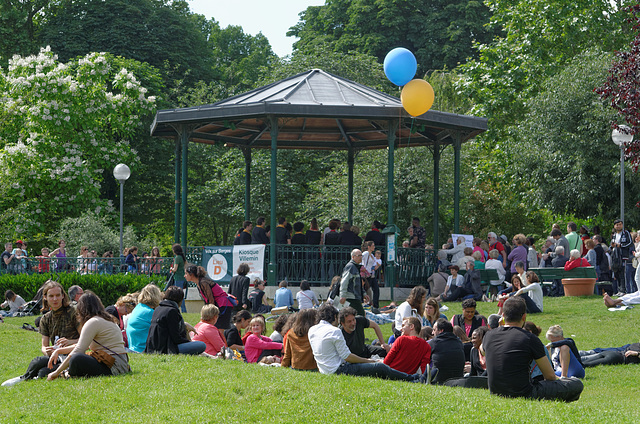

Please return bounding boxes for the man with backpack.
[611,219,634,296]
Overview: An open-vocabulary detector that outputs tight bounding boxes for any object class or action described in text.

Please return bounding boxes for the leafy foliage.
[288,0,499,75]
[596,5,640,171]
[0,48,156,239]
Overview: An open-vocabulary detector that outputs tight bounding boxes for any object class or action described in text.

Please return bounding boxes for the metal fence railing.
[3,247,438,288]
[0,257,174,277]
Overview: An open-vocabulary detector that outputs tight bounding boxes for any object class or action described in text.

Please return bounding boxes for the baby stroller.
[13,286,44,317]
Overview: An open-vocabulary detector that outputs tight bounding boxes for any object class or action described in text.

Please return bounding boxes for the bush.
[0,273,166,306]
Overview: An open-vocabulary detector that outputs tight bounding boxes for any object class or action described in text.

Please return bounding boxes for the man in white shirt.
[308,304,417,381]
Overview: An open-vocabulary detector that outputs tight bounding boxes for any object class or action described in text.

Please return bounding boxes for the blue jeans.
[174,279,188,312]
[177,341,206,355]
[336,362,415,381]
[625,262,637,293]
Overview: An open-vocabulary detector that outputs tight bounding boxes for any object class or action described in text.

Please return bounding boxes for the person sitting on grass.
[423,297,447,328]
[274,280,294,309]
[545,325,585,379]
[145,286,205,355]
[225,310,252,353]
[126,284,163,353]
[308,304,419,382]
[451,298,486,338]
[1,280,80,387]
[269,314,289,343]
[466,326,489,377]
[192,304,227,357]
[339,307,389,358]
[47,291,130,381]
[106,293,137,347]
[296,280,319,310]
[482,296,584,402]
[384,317,431,375]
[244,317,283,364]
[429,318,465,384]
[282,309,318,371]
[0,289,26,317]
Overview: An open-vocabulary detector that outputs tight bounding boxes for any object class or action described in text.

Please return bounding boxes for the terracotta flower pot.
[561,278,596,297]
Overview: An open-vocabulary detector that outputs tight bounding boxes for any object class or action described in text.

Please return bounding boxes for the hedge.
[0,273,167,307]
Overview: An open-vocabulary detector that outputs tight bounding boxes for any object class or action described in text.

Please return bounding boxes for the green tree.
[0,48,157,239]
[289,0,498,75]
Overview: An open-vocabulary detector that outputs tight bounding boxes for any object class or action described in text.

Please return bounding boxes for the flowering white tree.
[0,47,157,238]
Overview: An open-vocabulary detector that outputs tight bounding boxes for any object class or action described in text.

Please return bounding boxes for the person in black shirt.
[364,221,385,247]
[251,217,269,244]
[291,222,306,244]
[482,297,583,401]
[224,310,252,352]
[324,220,342,245]
[428,318,465,384]
[339,222,359,246]
[237,221,252,245]
[338,307,389,358]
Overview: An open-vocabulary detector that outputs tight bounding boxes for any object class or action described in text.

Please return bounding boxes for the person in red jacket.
[384,317,430,375]
[564,250,590,271]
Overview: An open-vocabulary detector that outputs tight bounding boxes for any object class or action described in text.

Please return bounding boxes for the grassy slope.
[1,296,639,423]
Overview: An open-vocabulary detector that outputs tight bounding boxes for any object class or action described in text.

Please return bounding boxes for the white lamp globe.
[113,163,131,182]
[612,125,634,147]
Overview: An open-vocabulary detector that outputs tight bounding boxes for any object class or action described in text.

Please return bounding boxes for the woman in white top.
[47,291,130,380]
[393,285,427,337]
[296,280,318,310]
[437,265,464,301]
[361,241,381,309]
[514,271,544,313]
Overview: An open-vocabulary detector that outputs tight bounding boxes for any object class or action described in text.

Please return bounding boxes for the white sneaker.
[1,376,24,387]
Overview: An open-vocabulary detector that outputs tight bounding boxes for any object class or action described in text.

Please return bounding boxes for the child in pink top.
[192,304,226,356]
[244,317,283,363]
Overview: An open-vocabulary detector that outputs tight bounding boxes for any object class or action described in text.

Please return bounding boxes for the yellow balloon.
[401,79,435,117]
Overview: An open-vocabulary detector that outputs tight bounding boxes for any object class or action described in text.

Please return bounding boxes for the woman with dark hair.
[248,279,273,314]
[125,246,138,273]
[228,263,251,310]
[185,265,234,331]
[361,240,380,310]
[225,310,252,351]
[296,280,318,310]
[2,280,80,387]
[145,286,205,355]
[149,246,162,274]
[47,291,130,380]
[393,286,427,338]
[451,298,487,338]
[282,308,318,370]
[468,326,489,376]
[306,218,322,245]
[49,239,68,272]
[170,243,188,312]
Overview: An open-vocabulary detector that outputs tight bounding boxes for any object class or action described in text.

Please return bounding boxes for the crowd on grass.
[5,219,640,402]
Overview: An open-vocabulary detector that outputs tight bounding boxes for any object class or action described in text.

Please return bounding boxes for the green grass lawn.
[1,296,639,423]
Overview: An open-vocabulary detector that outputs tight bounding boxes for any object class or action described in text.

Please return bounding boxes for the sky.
[188,0,326,57]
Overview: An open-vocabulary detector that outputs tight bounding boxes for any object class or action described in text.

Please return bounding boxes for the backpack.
[611,247,623,273]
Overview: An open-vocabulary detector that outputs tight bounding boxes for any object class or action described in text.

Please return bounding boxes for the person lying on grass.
[2,280,80,387]
[47,291,130,380]
[603,291,640,308]
[244,317,283,364]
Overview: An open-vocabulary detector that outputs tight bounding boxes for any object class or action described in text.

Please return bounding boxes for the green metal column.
[174,135,181,244]
[268,117,278,287]
[347,149,354,224]
[453,132,461,233]
[387,121,397,297]
[243,148,251,221]
[433,141,441,250]
[181,126,188,250]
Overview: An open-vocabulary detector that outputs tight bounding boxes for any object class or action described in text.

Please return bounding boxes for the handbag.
[88,349,115,368]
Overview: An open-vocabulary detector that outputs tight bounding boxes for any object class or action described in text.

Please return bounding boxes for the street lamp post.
[612,126,634,223]
[113,164,131,257]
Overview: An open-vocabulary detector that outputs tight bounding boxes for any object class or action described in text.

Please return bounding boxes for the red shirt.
[564,257,590,271]
[384,335,431,374]
[490,241,505,254]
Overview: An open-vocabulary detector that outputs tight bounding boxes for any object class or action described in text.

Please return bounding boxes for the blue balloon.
[384,48,417,86]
